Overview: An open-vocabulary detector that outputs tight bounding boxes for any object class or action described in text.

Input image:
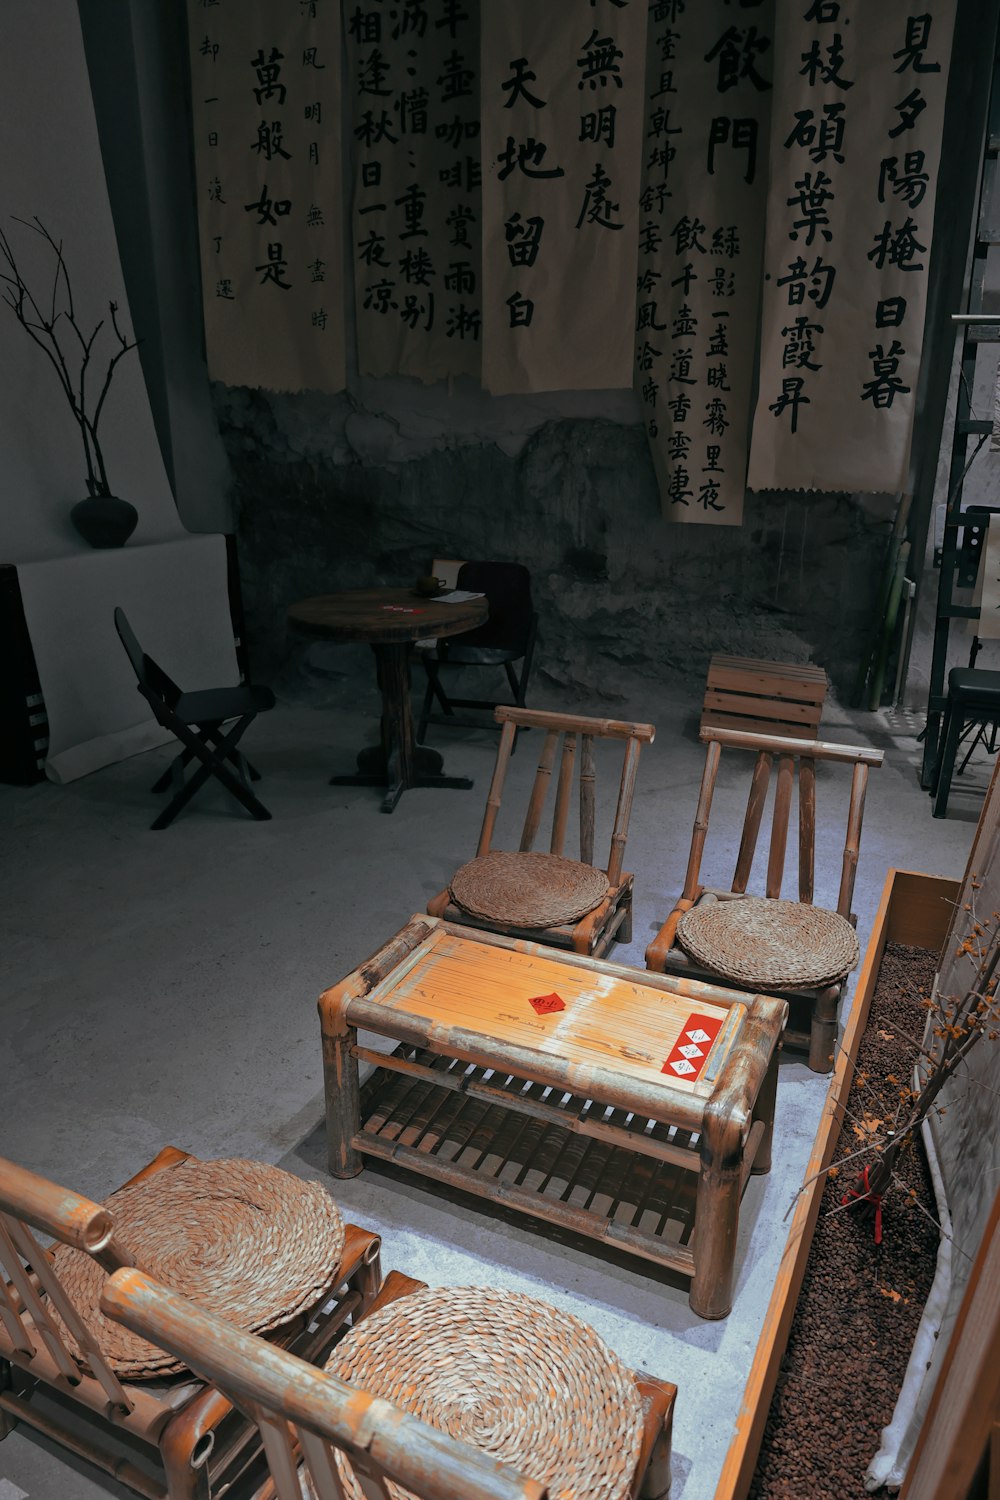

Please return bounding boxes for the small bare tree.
[0,216,139,498]
[792,884,1000,1239]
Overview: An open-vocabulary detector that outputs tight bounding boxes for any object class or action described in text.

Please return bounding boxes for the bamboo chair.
[428,706,656,958]
[0,1147,382,1500]
[101,1267,677,1500]
[645,728,884,1072]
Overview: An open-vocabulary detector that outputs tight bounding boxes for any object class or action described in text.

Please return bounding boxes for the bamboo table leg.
[331,642,474,813]
[690,1096,745,1320]
[321,993,364,1178]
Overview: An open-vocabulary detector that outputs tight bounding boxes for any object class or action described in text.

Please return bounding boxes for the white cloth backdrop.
[0,0,238,782]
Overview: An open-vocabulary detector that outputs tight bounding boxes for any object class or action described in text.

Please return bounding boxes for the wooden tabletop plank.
[354,930,744,1096]
[288,588,488,644]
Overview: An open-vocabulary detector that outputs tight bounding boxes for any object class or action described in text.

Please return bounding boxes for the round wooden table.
[288,587,489,813]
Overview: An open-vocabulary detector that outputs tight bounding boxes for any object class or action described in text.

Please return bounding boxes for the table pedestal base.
[331,744,474,814]
[331,643,474,813]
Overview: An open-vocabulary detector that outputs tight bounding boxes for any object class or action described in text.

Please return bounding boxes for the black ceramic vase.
[70,494,138,548]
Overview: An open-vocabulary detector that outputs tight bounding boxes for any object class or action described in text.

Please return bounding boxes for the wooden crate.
[701,654,827,740]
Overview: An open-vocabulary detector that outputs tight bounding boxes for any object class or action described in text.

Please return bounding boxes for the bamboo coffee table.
[320,916,787,1319]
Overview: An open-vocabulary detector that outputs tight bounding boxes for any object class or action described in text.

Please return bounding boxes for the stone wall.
[216,379,895,710]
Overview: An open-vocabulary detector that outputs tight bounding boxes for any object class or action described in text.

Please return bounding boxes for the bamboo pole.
[550,733,577,856]
[683,739,722,900]
[579,734,596,866]
[733,752,772,893]
[519,730,558,852]
[478,719,517,856]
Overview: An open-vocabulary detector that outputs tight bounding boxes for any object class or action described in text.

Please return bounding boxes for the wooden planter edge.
[714,867,960,1500]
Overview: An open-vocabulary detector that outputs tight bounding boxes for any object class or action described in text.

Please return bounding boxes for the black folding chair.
[114,606,275,830]
[417,561,537,742]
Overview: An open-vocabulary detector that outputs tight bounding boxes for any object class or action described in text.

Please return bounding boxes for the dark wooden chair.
[646,727,884,1072]
[932,665,1000,817]
[428,706,655,957]
[0,1148,381,1500]
[101,1267,676,1500]
[417,561,537,741]
[114,606,275,830]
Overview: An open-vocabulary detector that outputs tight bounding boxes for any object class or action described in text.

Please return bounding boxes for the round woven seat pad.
[677,896,860,989]
[450,850,609,928]
[321,1286,642,1500]
[51,1158,345,1379]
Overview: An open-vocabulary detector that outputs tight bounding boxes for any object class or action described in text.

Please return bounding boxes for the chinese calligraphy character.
[502,56,546,109]
[861,341,911,407]
[787,171,834,245]
[889,87,927,137]
[776,254,836,309]
[707,117,758,184]
[799,33,854,89]
[892,15,940,73]
[256,242,291,289]
[867,218,926,272]
[394,183,428,240]
[576,30,624,90]
[244,184,291,225]
[496,136,564,181]
[252,121,291,160]
[251,47,285,105]
[576,165,623,229]
[704,27,771,92]
[875,295,908,328]
[768,376,809,432]
[580,105,617,148]
[878,150,929,208]
[506,291,534,327]
[505,212,545,267]
[783,103,846,165]
[781,314,824,370]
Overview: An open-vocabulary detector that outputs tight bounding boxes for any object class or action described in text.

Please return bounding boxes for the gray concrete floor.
[0,680,981,1500]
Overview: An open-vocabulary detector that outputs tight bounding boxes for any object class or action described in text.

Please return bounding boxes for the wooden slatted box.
[701,654,827,740]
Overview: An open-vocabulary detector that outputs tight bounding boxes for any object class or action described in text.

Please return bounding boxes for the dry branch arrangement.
[832,886,1000,1241]
[0,216,139,501]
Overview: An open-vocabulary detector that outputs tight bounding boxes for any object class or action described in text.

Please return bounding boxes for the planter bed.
[748,938,939,1497]
[717,870,960,1500]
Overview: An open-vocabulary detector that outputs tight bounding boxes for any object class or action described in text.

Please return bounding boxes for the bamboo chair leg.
[809,983,840,1074]
[618,894,633,945]
[160,1420,212,1500]
[0,1360,17,1439]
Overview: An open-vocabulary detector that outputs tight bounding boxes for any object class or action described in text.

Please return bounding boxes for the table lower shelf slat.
[358,1053,704,1278]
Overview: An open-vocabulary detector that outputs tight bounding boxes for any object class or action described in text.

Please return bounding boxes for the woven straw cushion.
[322,1285,642,1500]
[51,1157,345,1379]
[450,849,609,928]
[677,896,860,990]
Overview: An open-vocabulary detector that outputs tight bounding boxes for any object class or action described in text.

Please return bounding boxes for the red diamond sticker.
[529,992,566,1015]
[661,1012,724,1081]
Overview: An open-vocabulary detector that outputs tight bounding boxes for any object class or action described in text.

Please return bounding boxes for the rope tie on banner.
[841,1163,883,1245]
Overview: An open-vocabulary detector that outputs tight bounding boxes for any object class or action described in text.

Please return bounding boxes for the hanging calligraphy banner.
[636,0,774,526]
[748,0,956,493]
[187,0,345,394]
[344,0,482,382]
[480,1,647,396]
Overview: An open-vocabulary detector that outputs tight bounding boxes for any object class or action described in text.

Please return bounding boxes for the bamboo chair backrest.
[0,1154,137,1414]
[682,728,884,918]
[101,1268,546,1500]
[478,707,656,884]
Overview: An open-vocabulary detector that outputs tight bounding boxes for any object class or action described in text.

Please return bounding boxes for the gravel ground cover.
[749,943,940,1498]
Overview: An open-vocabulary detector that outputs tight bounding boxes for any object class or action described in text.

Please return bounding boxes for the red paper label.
[529,992,566,1015]
[661,1013,724,1081]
